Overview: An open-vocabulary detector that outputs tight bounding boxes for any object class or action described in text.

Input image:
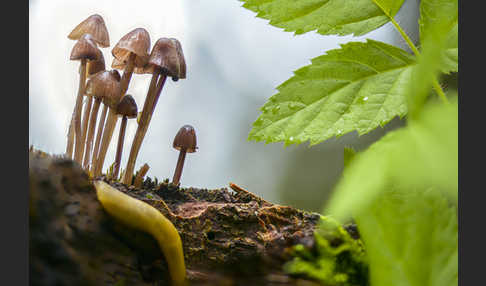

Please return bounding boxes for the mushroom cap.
[111,28,151,69]
[70,34,100,61]
[116,94,138,118]
[137,38,186,79]
[85,70,121,108]
[68,14,110,48]
[87,48,105,75]
[173,125,197,153]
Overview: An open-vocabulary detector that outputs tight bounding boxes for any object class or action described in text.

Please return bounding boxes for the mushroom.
[122,38,186,185]
[84,70,121,171]
[171,125,197,186]
[113,94,138,179]
[68,14,110,48]
[70,34,101,164]
[66,14,110,160]
[92,29,151,176]
[111,28,151,95]
[79,48,105,168]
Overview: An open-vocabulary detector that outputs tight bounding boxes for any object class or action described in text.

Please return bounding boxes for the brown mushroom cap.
[111,28,151,69]
[85,70,121,107]
[68,14,110,48]
[173,125,197,153]
[136,38,186,79]
[70,34,100,61]
[171,38,186,81]
[116,94,138,118]
[87,48,105,75]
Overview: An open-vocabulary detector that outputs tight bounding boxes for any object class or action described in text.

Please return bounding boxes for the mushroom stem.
[150,74,168,116]
[78,95,93,165]
[120,53,136,95]
[65,113,75,158]
[94,108,119,177]
[122,72,163,184]
[134,163,150,188]
[91,104,108,174]
[172,149,187,186]
[73,58,88,164]
[113,116,127,179]
[83,97,101,169]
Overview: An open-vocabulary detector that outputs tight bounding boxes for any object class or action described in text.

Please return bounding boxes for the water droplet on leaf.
[272,106,281,114]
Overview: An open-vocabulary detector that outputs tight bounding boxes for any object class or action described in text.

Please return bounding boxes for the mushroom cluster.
[65,14,196,187]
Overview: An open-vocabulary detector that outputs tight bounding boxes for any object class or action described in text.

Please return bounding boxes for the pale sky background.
[29,0,419,211]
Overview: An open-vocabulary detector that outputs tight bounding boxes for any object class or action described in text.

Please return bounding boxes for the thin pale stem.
[91,104,108,174]
[83,98,101,169]
[172,150,186,186]
[65,113,75,158]
[122,72,160,184]
[78,95,93,164]
[94,108,119,177]
[73,59,87,163]
[150,74,168,115]
[120,53,136,95]
[113,116,127,180]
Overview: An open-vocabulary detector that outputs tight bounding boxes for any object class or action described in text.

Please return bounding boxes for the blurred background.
[29,0,419,212]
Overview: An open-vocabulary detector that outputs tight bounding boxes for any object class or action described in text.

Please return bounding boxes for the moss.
[284,216,369,286]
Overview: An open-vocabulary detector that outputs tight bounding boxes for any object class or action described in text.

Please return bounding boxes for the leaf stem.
[389,17,419,56]
[432,80,449,104]
[373,1,449,104]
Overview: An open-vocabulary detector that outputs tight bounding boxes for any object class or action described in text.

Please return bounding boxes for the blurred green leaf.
[409,0,457,117]
[325,100,458,220]
[239,0,405,36]
[419,0,458,74]
[355,188,457,286]
[248,39,414,146]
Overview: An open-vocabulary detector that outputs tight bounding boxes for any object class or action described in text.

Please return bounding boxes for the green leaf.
[325,99,458,220]
[419,0,458,74]
[240,0,405,36]
[441,22,458,73]
[248,39,415,146]
[355,188,457,286]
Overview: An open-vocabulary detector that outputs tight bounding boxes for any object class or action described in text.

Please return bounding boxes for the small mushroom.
[122,38,186,185]
[171,125,197,186]
[70,34,101,164]
[113,95,138,179]
[84,70,120,171]
[111,28,151,95]
[66,14,109,159]
[68,14,110,48]
[92,72,124,177]
[79,47,105,167]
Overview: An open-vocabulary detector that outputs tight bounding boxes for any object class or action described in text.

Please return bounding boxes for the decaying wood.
[29,149,324,285]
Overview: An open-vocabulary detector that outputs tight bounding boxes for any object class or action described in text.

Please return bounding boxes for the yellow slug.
[94,180,186,285]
